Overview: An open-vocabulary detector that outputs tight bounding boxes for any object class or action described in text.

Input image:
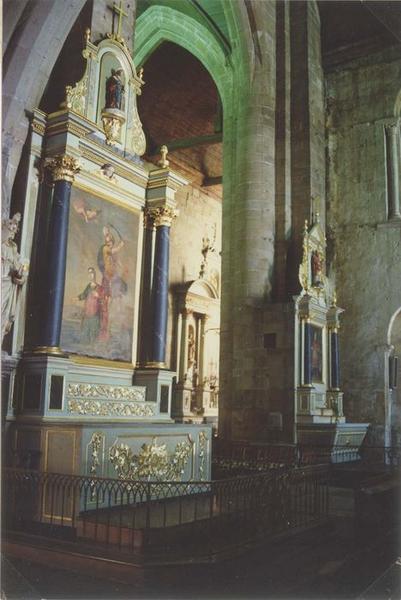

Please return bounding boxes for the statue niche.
[105,68,125,111]
[101,56,126,146]
[173,278,220,427]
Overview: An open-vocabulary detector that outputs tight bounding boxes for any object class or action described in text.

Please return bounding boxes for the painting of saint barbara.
[61,187,139,361]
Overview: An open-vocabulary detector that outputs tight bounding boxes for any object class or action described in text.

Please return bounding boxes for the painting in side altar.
[60,187,139,362]
[310,325,323,383]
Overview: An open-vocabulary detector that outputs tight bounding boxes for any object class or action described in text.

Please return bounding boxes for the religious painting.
[310,325,323,383]
[60,187,139,362]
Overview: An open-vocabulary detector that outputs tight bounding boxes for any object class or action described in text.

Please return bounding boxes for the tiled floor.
[2,518,400,600]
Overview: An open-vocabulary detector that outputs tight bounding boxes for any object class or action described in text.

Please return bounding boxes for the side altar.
[294,217,369,457]
[253,213,369,461]
[2,25,211,481]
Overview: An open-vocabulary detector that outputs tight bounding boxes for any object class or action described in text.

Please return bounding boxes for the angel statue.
[2,213,29,343]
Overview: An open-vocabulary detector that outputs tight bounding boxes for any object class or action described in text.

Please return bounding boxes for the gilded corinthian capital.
[47,154,80,183]
[146,205,177,228]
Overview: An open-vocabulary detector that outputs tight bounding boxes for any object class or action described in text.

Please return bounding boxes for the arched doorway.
[136,40,223,428]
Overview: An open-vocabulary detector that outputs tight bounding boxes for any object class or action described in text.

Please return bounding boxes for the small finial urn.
[158,145,170,169]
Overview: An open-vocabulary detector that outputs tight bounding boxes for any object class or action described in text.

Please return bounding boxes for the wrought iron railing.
[212,441,401,475]
[3,465,329,556]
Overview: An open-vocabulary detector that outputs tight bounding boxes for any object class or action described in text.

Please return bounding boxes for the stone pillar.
[329,328,340,390]
[288,0,325,293]
[303,320,312,386]
[138,210,155,365]
[384,122,401,220]
[274,0,292,301]
[219,0,277,441]
[147,206,175,367]
[34,154,80,354]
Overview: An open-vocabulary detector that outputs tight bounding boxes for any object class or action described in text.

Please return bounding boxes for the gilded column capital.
[47,154,80,183]
[147,205,177,228]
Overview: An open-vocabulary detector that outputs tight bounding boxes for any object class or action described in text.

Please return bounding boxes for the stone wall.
[166,179,222,370]
[326,46,401,442]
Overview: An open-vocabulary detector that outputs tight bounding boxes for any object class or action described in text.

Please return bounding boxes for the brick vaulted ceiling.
[137,41,223,188]
[136,1,399,183]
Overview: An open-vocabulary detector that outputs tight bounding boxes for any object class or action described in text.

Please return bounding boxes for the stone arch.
[387,306,401,345]
[134,5,233,109]
[384,306,401,447]
[2,0,86,216]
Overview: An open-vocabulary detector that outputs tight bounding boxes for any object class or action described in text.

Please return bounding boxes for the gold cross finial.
[109,1,128,41]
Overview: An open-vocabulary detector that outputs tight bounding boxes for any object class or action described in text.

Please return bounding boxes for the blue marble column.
[148,206,175,367]
[138,212,155,364]
[303,321,312,385]
[330,329,340,389]
[36,155,79,353]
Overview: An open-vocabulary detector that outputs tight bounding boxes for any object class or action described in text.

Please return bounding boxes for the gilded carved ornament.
[62,76,88,116]
[298,216,327,297]
[67,382,145,401]
[46,154,80,183]
[88,432,104,498]
[68,398,154,417]
[89,432,104,476]
[146,205,177,228]
[130,110,147,155]
[109,437,193,481]
[102,112,125,145]
[198,431,208,481]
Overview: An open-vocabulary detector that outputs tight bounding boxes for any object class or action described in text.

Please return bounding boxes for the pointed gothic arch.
[134,5,233,108]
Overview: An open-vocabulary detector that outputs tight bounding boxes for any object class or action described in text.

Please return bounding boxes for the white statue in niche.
[1,213,29,344]
[186,325,197,386]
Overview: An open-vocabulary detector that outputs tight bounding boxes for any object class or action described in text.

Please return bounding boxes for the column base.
[137,361,167,369]
[29,346,69,357]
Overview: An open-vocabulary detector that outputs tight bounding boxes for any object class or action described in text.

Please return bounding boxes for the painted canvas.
[310,325,323,383]
[60,187,139,361]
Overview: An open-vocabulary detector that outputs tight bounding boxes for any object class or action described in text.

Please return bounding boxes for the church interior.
[2,0,401,597]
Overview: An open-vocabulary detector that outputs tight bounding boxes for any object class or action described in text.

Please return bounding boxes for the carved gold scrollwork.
[67,383,145,401]
[46,154,80,183]
[298,218,327,296]
[32,121,46,136]
[131,112,146,156]
[147,206,177,228]
[299,220,310,292]
[101,110,125,146]
[62,76,88,116]
[88,431,105,500]
[68,398,154,417]
[198,431,208,480]
[89,432,104,475]
[109,437,192,481]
